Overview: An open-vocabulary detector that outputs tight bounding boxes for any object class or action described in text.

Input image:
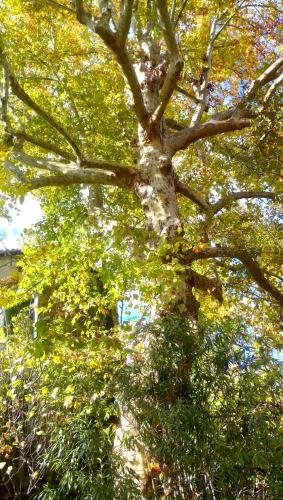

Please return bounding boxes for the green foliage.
[119,317,283,498]
[1,312,282,499]
[0,315,131,499]
[0,0,282,498]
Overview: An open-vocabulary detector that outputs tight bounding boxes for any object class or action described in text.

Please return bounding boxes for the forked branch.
[13,150,136,181]
[174,177,209,210]
[151,0,183,125]
[244,55,283,102]
[170,54,283,154]
[0,52,81,158]
[73,0,147,124]
[183,246,283,305]
[211,191,278,214]
[117,0,134,47]
[5,154,136,191]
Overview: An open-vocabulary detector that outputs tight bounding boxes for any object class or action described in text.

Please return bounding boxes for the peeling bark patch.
[135,146,180,238]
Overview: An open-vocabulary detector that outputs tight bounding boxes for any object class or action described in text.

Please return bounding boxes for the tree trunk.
[114,134,201,497]
[114,41,201,495]
[134,135,201,323]
[134,138,180,239]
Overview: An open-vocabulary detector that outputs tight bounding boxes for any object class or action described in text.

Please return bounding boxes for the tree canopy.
[0,1,282,498]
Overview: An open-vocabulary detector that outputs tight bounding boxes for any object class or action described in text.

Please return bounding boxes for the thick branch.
[183,246,283,305]
[187,269,223,302]
[4,159,27,183]
[240,255,283,306]
[10,151,137,189]
[169,112,251,154]
[212,191,278,214]
[82,158,136,176]
[165,118,186,131]
[26,170,130,190]
[184,246,258,264]
[73,0,147,124]
[5,157,135,191]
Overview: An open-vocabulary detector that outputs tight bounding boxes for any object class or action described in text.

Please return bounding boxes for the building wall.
[0,251,22,347]
[0,254,19,280]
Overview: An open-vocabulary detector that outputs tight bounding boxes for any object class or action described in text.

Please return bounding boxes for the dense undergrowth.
[0,313,282,499]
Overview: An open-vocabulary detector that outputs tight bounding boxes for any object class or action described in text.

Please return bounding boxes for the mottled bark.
[134,143,180,238]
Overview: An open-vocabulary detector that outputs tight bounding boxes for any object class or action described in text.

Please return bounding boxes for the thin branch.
[238,3,283,14]
[213,1,247,40]
[189,1,251,126]
[176,85,200,104]
[174,176,210,210]
[46,0,75,13]
[171,53,283,153]
[190,18,217,126]
[0,71,76,162]
[151,0,183,124]
[244,55,283,102]
[0,52,81,157]
[261,71,283,109]
[117,0,134,47]
[156,0,179,58]
[174,0,189,27]
[211,191,278,214]
[0,53,81,157]
[1,65,9,124]
[170,0,177,22]
[11,131,76,161]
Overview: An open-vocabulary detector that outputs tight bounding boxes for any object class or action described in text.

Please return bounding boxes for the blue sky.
[0,195,42,250]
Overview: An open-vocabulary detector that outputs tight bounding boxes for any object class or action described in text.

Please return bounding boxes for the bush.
[0,322,126,499]
[0,315,282,499]
[118,317,283,498]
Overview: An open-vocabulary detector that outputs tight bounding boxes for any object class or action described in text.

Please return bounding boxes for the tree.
[0,0,282,497]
